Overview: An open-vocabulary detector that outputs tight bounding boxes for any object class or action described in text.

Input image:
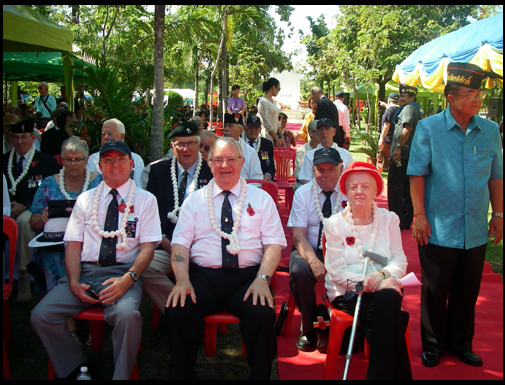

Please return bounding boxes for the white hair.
[103,118,125,135]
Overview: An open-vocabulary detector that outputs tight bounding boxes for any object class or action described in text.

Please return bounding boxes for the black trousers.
[419,243,486,355]
[332,289,412,380]
[166,264,277,380]
[387,160,413,230]
[289,246,324,334]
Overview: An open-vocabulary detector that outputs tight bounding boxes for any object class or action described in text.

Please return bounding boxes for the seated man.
[288,147,346,353]
[298,118,354,185]
[87,118,145,188]
[166,137,287,380]
[223,113,263,180]
[3,120,60,303]
[144,121,213,313]
[31,139,161,380]
[243,115,276,180]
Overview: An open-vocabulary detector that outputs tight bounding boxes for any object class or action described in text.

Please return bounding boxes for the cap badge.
[186,127,191,133]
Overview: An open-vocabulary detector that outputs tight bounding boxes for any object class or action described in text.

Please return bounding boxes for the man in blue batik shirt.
[408,63,503,369]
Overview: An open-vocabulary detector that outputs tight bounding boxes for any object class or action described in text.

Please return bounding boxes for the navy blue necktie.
[221,190,238,269]
[318,191,333,249]
[99,189,119,267]
[178,170,188,204]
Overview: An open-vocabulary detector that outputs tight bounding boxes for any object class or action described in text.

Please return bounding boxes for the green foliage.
[353,130,380,159]
[165,90,183,107]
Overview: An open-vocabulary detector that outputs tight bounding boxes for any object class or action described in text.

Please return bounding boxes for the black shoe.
[296,330,317,352]
[421,351,440,367]
[458,351,483,366]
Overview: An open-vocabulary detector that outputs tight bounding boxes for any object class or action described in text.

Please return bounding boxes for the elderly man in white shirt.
[288,147,346,354]
[87,118,145,188]
[222,113,263,181]
[333,91,351,140]
[298,118,354,184]
[31,139,161,380]
[166,137,287,380]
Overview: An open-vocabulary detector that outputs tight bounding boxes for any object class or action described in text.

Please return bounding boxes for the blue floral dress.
[29,173,103,294]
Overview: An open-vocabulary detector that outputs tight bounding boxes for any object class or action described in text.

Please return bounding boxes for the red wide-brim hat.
[339,161,384,198]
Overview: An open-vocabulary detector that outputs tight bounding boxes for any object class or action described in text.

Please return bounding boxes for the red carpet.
[275,122,504,380]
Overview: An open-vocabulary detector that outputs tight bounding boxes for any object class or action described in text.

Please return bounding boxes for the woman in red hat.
[323,161,412,379]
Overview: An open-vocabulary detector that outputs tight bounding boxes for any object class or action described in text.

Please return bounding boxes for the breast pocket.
[125,217,140,239]
[473,147,493,176]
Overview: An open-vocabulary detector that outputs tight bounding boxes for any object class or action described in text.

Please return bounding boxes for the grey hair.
[310,86,323,94]
[444,83,463,99]
[39,82,49,89]
[208,137,243,161]
[189,116,203,127]
[200,130,217,140]
[103,118,125,135]
[61,136,89,159]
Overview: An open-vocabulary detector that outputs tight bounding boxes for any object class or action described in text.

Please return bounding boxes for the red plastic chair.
[245,179,278,208]
[273,148,296,212]
[212,122,224,137]
[3,216,18,380]
[54,154,63,166]
[47,306,140,380]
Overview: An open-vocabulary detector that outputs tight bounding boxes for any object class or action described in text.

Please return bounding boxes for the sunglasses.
[344,279,364,302]
[200,144,210,151]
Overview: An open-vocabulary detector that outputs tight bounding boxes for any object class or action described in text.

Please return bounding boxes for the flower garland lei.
[313,179,341,249]
[7,144,36,195]
[344,202,380,269]
[207,177,247,255]
[167,152,203,224]
[91,179,136,251]
[58,166,91,200]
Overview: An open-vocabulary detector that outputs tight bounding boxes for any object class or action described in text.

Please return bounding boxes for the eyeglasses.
[173,140,198,150]
[100,155,130,165]
[63,158,85,164]
[276,85,281,91]
[343,279,364,302]
[449,90,486,101]
[12,134,33,142]
[200,144,210,152]
[209,156,242,166]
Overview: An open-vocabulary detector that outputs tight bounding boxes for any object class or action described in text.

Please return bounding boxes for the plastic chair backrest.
[54,154,63,166]
[273,147,296,182]
[245,179,278,205]
[3,216,18,293]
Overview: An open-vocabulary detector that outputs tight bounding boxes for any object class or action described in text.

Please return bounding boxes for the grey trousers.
[30,263,143,380]
[289,246,324,334]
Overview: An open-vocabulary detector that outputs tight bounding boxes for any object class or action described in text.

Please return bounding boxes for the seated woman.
[323,161,411,380]
[29,136,102,293]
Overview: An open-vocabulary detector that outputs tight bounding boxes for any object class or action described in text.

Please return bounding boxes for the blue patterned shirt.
[407,106,503,249]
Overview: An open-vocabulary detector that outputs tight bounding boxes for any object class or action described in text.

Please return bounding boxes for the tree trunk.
[209,7,228,126]
[221,42,228,120]
[149,4,165,163]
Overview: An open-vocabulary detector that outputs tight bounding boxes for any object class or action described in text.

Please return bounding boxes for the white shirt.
[88,151,145,189]
[288,179,347,250]
[333,99,351,138]
[64,179,162,264]
[298,143,354,182]
[239,138,264,180]
[324,208,407,302]
[172,180,287,269]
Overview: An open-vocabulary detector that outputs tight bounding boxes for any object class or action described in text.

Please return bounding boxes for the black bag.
[48,199,76,218]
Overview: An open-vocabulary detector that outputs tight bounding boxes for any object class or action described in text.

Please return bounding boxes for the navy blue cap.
[317,117,334,129]
[100,139,131,157]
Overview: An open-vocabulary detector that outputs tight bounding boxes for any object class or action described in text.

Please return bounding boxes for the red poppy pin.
[118,203,127,213]
[31,160,38,167]
[342,200,348,208]
[247,203,255,216]
[346,237,355,246]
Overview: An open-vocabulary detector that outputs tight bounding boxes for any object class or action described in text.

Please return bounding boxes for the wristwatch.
[256,274,271,285]
[127,271,139,282]
[395,143,402,148]
[492,212,503,219]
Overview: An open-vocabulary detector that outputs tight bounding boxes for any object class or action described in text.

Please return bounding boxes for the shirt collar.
[446,106,479,133]
[177,159,197,177]
[313,178,340,196]
[103,179,132,200]
[212,179,243,199]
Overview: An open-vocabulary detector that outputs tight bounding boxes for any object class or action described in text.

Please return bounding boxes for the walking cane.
[342,256,370,380]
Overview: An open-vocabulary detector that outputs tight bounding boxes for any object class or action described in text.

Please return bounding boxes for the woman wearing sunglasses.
[323,161,411,380]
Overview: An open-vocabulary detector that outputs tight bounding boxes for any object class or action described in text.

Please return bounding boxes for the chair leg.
[47,358,55,380]
[324,314,351,380]
[151,305,161,330]
[218,323,228,335]
[204,322,218,357]
[130,360,140,380]
[283,292,296,337]
[89,319,104,352]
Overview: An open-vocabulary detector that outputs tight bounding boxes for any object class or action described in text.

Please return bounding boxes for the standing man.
[144,122,213,313]
[310,87,343,147]
[166,137,287,379]
[297,118,354,185]
[31,139,161,379]
[87,118,145,188]
[388,85,421,231]
[288,147,345,353]
[223,113,263,180]
[227,85,247,115]
[408,63,503,368]
[333,91,351,144]
[243,115,276,180]
[3,120,60,303]
[33,82,57,129]
[377,92,400,170]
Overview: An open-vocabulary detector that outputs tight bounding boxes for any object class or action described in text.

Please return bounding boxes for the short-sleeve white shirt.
[88,151,145,189]
[298,143,354,182]
[64,179,162,264]
[172,180,287,268]
[239,138,264,180]
[287,179,347,250]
